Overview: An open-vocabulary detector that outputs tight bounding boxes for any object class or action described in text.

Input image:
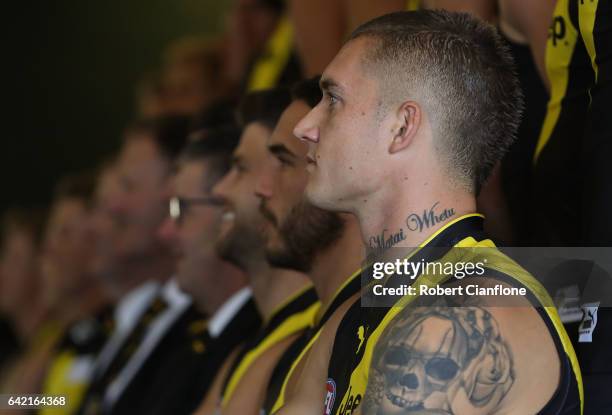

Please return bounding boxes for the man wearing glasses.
[105,127,262,415]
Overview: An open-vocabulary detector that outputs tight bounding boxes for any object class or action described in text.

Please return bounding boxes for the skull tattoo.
[368,306,514,414]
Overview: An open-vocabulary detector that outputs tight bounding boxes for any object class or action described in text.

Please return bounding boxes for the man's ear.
[389,101,421,154]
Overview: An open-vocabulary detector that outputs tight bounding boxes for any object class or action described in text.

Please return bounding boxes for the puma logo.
[356,326,365,354]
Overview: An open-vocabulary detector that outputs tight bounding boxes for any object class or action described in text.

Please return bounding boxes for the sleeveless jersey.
[326,215,583,415]
[264,271,362,414]
[219,285,319,409]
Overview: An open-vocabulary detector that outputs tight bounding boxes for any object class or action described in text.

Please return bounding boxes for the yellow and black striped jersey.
[325,215,583,415]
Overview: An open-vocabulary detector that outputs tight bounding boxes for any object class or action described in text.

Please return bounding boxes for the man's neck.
[111,254,174,299]
[357,182,477,250]
[248,260,311,321]
[194,259,248,316]
[59,281,109,324]
[310,214,365,308]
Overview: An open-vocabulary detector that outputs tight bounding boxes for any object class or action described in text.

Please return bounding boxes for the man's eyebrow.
[320,77,344,94]
[268,143,297,159]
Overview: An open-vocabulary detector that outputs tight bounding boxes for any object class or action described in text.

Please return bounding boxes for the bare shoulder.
[361,281,560,415]
[280,294,361,413]
[225,335,302,415]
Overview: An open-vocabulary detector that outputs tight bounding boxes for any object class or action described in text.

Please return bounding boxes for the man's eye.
[276,156,292,167]
[327,92,339,106]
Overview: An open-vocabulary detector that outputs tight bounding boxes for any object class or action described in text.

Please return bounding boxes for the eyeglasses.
[169,196,224,222]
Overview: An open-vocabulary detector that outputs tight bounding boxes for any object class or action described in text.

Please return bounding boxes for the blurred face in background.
[88,165,123,281]
[109,133,169,263]
[40,197,94,307]
[158,159,223,299]
[213,123,270,268]
[255,100,344,272]
[0,225,40,317]
[230,0,279,52]
[225,0,280,82]
[162,60,215,116]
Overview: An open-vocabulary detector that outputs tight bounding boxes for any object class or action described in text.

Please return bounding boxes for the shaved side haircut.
[350,10,524,194]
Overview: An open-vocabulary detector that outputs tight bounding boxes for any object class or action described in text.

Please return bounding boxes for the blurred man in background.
[99,128,262,415]
[135,37,231,118]
[0,209,46,372]
[225,0,303,92]
[1,174,108,409]
[76,115,193,415]
[40,173,115,414]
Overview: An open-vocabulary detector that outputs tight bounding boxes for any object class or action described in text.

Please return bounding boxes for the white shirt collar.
[114,281,160,332]
[161,278,191,309]
[207,287,252,338]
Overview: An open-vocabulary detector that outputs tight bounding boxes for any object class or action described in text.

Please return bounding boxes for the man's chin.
[305,182,340,212]
[265,244,310,273]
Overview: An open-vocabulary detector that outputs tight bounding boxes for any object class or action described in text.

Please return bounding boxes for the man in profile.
[114,128,261,415]
[195,88,317,415]
[251,79,365,415]
[76,116,193,415]
[285,10,582,414]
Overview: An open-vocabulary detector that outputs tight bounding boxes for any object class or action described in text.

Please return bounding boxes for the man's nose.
[212,172,229,199]
[294,109,320,144]
[254,168,273,200]
[157,216,178,244]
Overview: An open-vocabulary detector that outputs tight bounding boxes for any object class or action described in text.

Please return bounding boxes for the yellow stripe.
[247,17,294,91]
[267,284,314,326]
[40,351,89,415]
[405,0,421,11]
[579,0,599,81]
[270,328,322,414]
[534,0,580,163]
[221,301,319,407]
[269,269,362,413]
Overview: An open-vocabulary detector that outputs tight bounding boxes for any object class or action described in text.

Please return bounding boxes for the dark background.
[3,0,229,214]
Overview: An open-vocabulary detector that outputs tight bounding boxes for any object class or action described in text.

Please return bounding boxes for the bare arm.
[361,282,560,414]
[224,335,301,415]
[288,0,346,77]
[498,0,558,90]
[277,298,357,415]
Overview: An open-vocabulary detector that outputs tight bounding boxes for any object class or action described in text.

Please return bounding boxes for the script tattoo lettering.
[362,299,514,414]
[406,202,455,233]
[369,228,407,252]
